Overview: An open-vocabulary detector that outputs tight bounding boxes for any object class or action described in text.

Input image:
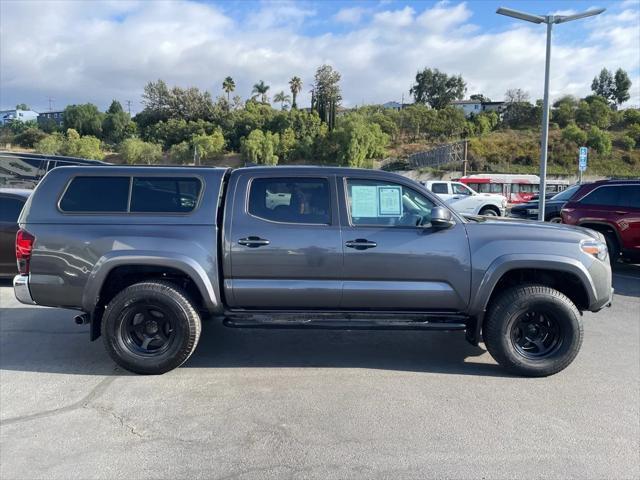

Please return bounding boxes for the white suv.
[424,181,507,216]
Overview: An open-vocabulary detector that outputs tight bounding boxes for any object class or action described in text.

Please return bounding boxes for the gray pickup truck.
[14,166,613,376]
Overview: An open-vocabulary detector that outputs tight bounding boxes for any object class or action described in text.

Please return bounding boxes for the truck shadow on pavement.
[0,305,505,377]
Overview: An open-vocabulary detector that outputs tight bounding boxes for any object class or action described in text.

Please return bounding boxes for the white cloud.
[334,6,367,24]
[0,0,638,113]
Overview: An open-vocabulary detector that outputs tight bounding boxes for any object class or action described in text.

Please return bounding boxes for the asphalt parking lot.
[1,266,638,480]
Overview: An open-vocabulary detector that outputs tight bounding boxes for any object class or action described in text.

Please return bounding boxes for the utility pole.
[47,97,55,112]
[125,100,132,116]
[496,6,604,221]
[463,139,468,176]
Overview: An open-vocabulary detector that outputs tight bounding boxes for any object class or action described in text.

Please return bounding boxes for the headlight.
[580,239,608,261]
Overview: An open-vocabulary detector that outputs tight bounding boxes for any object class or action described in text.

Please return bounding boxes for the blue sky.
[1,0,638,112]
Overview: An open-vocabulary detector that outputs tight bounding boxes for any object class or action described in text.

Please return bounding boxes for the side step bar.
[223,311,468,331]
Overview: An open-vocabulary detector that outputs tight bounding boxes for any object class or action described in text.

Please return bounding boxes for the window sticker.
[378,186,403,216]
[351,185,378,217]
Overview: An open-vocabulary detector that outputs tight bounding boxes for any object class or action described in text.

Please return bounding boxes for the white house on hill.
[0,109,39,125]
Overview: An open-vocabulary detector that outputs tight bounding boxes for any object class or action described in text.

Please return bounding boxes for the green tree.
[252,80,270,103]
[311,65,342,129]
[63,103,104,137]
[103,100,135,144]
[34,133,65,155]
[591,68,614,100]
[273,91,291,110]
[552,95,578,128]
[192,128,225,160]
[469,94,490,103]
[119,138,163,164]
[627,124,640,144]
[241,129,279,165]
[586,126,612,155]
[222,76,236,103]
[562,123,587,146]
[15,103,30,110]
[618,135,635,151]
[289,76,303,109]
[63,128,104,160]
[169,141,192,164]
[278,127,296,161]
[623,109,640,125]
[410,68,466,109]
[14,128,47,148]
[330,114,389,168]
[613,68,632,106]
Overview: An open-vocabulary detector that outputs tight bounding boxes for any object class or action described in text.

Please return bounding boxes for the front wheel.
[483,285,583,377]
[102,281,201,374]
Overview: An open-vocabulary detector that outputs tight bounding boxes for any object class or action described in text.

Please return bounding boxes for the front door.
[338,176,471,311]
[225,173,343,309]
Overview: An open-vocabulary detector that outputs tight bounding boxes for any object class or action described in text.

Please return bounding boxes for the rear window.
[130,178,201,213]
[430,183,448,194]
[60,176,202,213]
[60,176,130,212]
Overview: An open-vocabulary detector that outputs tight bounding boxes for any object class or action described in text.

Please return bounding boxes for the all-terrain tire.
[483,285,583,377]
[102,281,201,375]
[479,206,499,216]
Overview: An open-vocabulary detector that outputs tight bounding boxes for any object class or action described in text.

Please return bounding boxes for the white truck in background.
[423,181,507,216]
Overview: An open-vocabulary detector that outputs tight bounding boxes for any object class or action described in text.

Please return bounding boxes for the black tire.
[483,285,583,377]
[480,206,499,216]
[102,281,201,375]
[546,215,562,223]
[603,232,619,267]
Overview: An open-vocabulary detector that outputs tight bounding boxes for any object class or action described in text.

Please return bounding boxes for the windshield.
[551,185,580,201]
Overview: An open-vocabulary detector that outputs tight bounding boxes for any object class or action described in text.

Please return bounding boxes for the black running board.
[223,312,468,331]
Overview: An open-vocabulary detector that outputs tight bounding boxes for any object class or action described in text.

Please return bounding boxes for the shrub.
[14,128,47,148]
[191,128,225,160]
[586,126,612,155]
[119,138,162,164]
[561,123,587,146]
[241,129,279,165]
[618,135,636,151]
[623,109,640,125]
[34,133,65,155]
[169,141,192,164]
[627,124,640,144]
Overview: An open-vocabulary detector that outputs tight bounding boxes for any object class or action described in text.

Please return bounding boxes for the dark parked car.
[0,188,31,277]
[510,184,581,222]
[561,180,640,264]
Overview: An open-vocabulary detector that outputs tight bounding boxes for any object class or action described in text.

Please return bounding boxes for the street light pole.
[539,19,553,221]
[496,7,605,221]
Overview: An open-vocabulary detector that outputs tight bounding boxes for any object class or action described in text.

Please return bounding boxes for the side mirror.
[430,206,455,229]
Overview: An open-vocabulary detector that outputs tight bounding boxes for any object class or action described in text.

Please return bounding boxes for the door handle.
[238,236,270,248]
[345,239,377,250]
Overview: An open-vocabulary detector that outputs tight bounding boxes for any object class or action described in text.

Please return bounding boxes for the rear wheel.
[547,215,562,223]
[102,281,201,374]
[483,285,583,377]
[479,206,499,216]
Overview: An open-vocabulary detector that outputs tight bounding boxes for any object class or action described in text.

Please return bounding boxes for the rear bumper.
[13,274,36,305]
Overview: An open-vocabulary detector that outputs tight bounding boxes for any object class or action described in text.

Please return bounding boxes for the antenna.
[47,97,55,111]
[125,100,132,115]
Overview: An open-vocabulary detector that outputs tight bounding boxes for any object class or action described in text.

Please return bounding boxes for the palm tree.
[222,76,235,103]
[252,80,270,103]
[273,91,291,110]
[289,76,302,109]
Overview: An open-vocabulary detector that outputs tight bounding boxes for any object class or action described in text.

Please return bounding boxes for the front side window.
[248,177,330,224]
[130,177,201,213]
[346,178,436,227]
[60,176,130,212]
[452,183,472,195]
[0,197,25,222]
[580,185,640,208]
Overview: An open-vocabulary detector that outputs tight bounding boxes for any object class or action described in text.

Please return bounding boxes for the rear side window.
[0,197,25,222]
[248,177,330,224]
[130,177,201,213]
[581,185,640,208]
[430,183,448,194]
[60,177,130,212]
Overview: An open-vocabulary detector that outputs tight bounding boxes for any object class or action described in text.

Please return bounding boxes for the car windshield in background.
[551,184,580,201]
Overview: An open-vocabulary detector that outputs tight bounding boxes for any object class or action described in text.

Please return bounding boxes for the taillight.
[16,229,35,275]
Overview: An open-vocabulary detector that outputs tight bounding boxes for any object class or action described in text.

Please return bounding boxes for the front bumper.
[13,274,36,305]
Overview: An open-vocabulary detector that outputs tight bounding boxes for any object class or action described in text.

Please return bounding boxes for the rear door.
[0,195,26,276]
[337,174,471,311]
[224,172,343,309]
